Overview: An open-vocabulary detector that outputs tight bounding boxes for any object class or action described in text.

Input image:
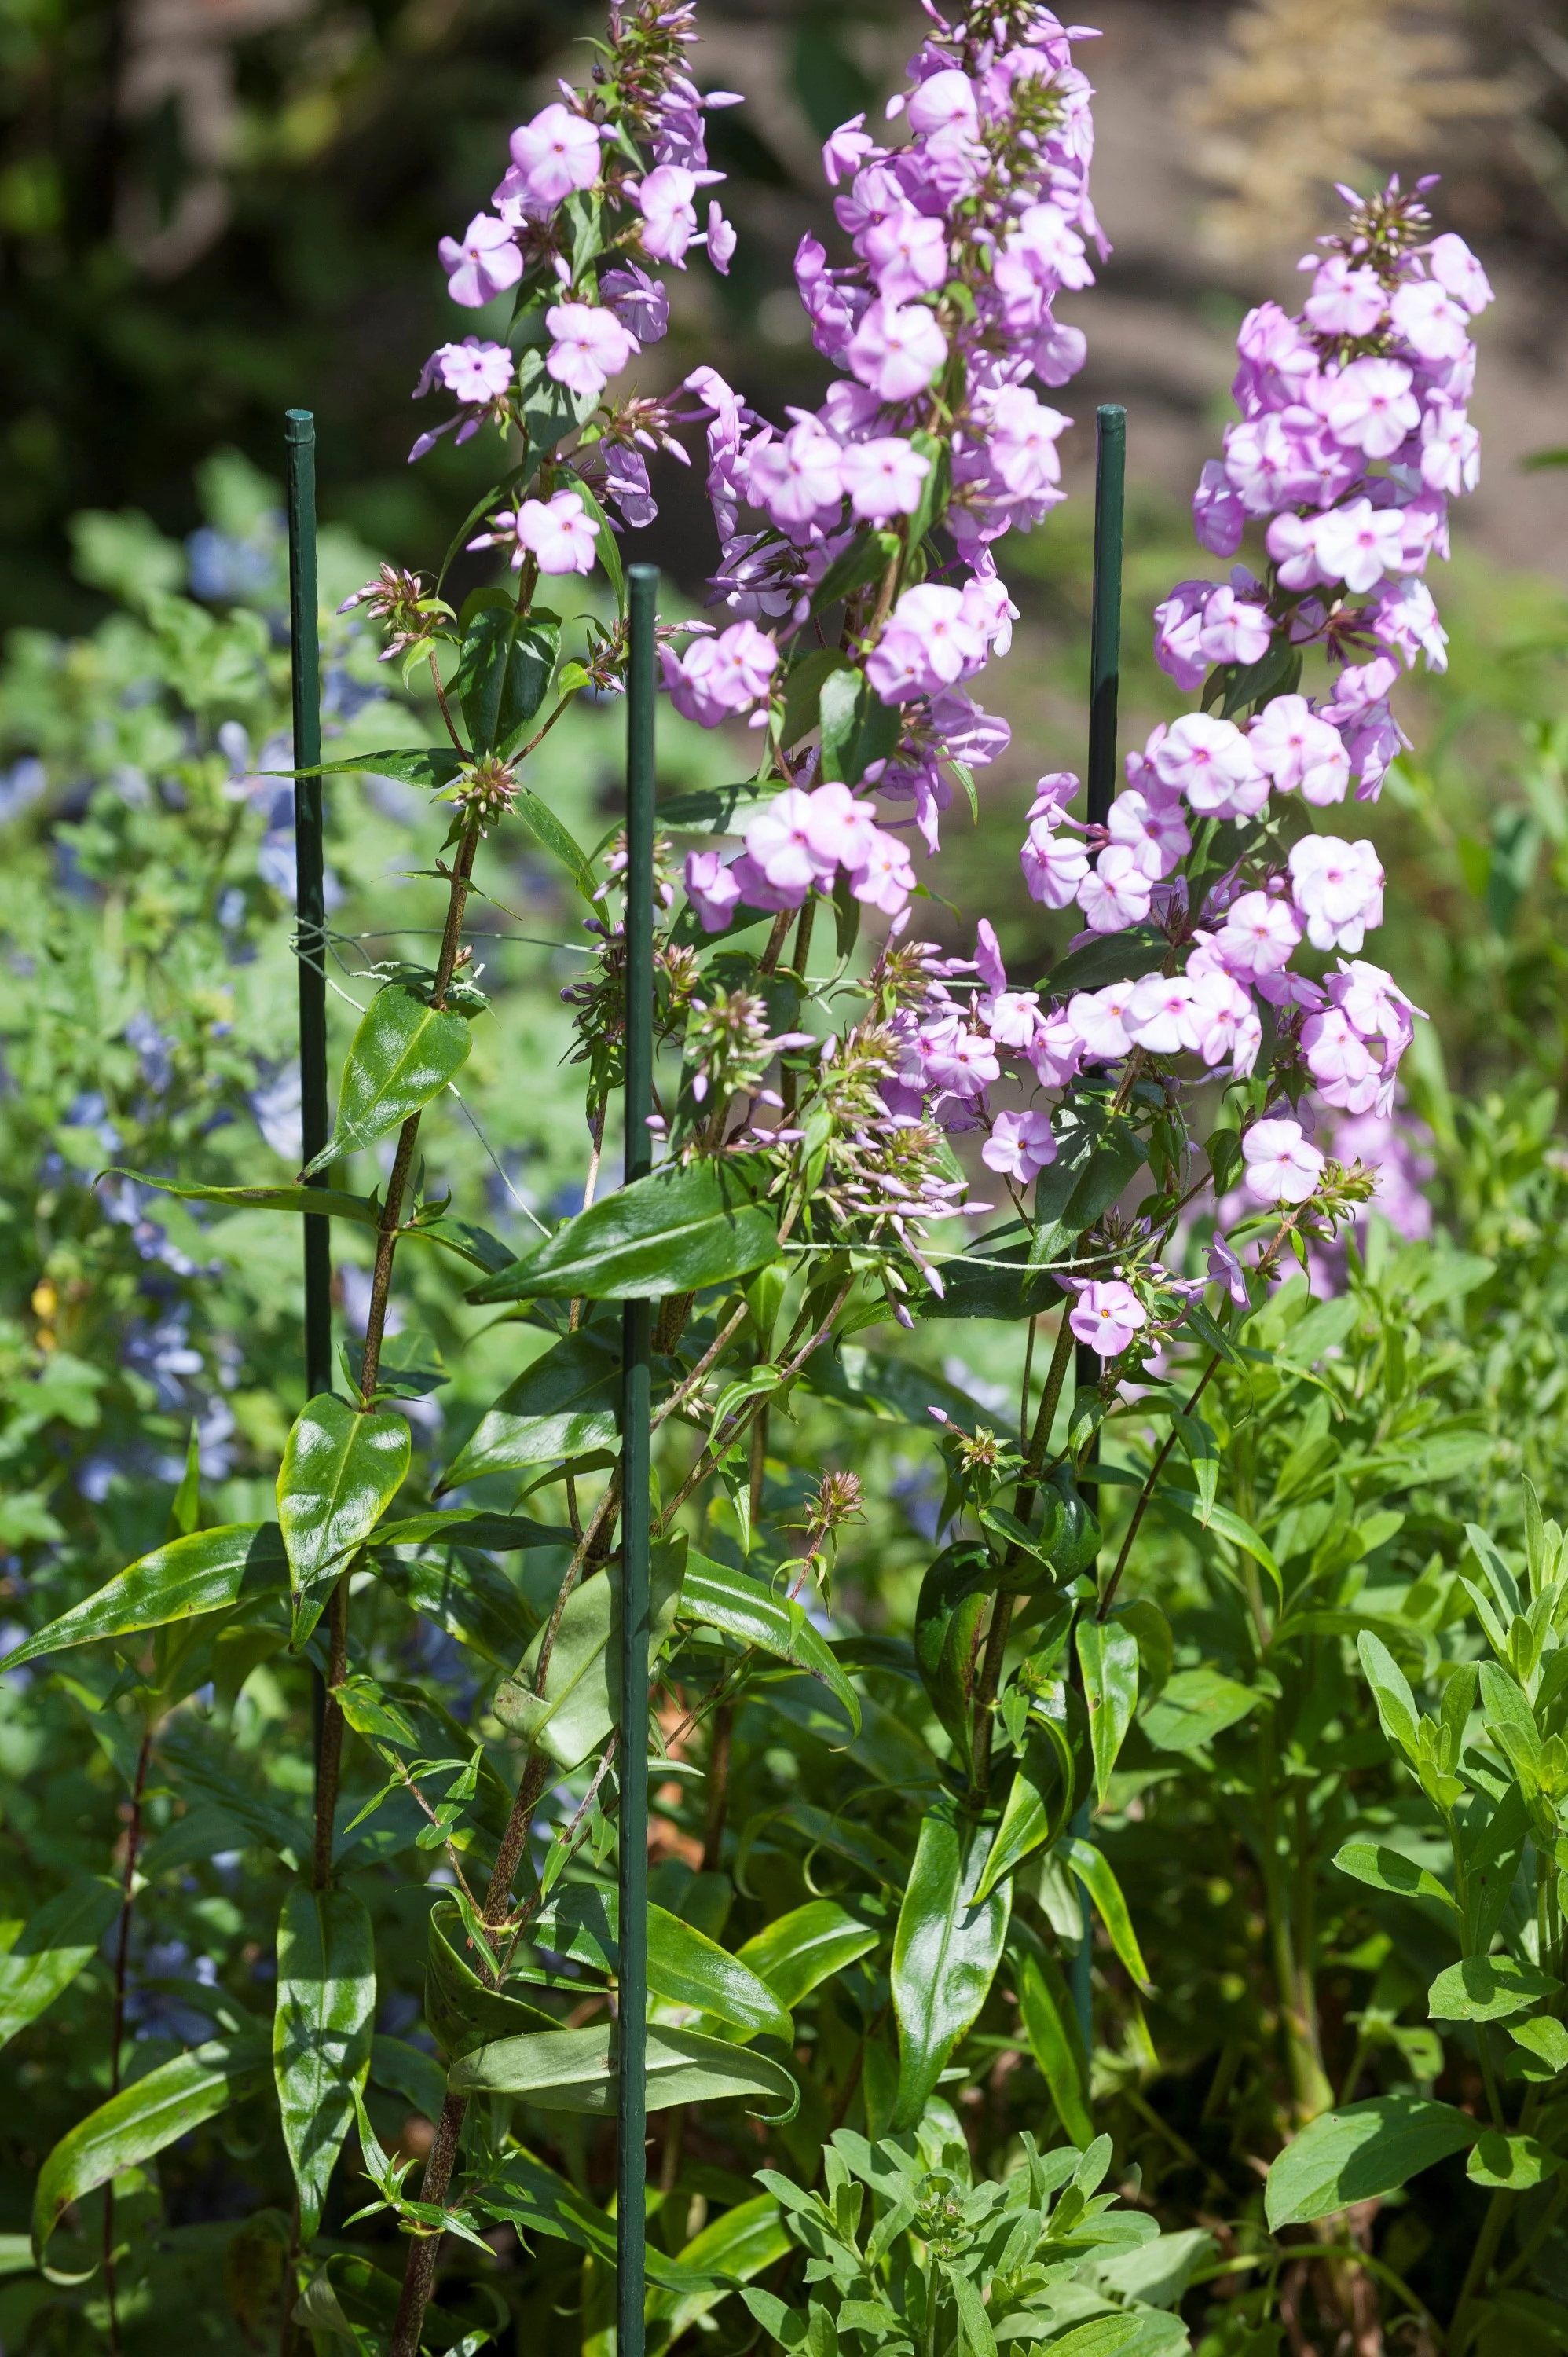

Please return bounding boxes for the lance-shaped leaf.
[891,1809,1010,2131]
[1064,1838,1151,1992]
[427,1899,556,2060]
[514,786,599,905]
[0,1876,122,2049]
[973,1720,1075,1904]
[493,1539,687,1770]
[370,2033,448,2125]
[1265,2091,1478,2229]
[1428,1952,1562,2022]
[1028,1108,1148,1269]
[914,1544,995,1773]
[372,1509,570,1553]
[277,1395,411,1598]
[735,1901,880,2011]
[273,1884,376,2242]
[0,1523,288,1671]
[818,665,901,787]
[647,2193,793,2339]
[449,2022,798,2120]
[1076,1619,1139,1806]
[452,592,560,757]
[1332,1842,1456,1911]
[518,1890,792,2040]
[301,2254,501,2354]
[33,2034,269,2273]
[98,1171,511,1274]
[438,1331,621,1486]
[373,1548,540,1669]
[467,1159,779,1304]
[1017,1942,1092,2146]
[681,1552,862,1736]
[300,746,466,790]
[1141,1666,1259,1754]
[1155,1491,1282,1611]
[307,984,471,1173]
[471,2147,737,2294]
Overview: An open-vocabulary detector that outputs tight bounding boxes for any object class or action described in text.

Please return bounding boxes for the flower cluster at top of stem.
[667,0,1103,927]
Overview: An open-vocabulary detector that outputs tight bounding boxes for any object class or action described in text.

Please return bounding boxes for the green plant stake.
[1070,401,1127,2058]
[286,408,332,1402]
[618,563,658,2357]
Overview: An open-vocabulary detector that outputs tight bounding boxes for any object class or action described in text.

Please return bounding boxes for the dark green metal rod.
[617,563,658,2357]
[1070,403,1126,2058]
[286,409,332,1402]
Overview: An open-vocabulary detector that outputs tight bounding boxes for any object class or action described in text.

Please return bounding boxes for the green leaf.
[1467,2131,1562,2190]
[512,786,599,904]
[0,1876,123,2048]
[914,1542,995,1773]
[568,474,625,614]
[0,1523,288,1670]
[809,529,899,616]
[33,2035,270,2273]
[308,985,472,1173]
[1510,2017,1568,2073]
[426,1899,555,2061]
[647,1906,792,2043]
[918,1222,1062,1322]
[818,666,901,787]
[493,1539,687,1770]
[890,1809,1010,2130]
[369,2033,448,2125]
[654,782,779,835]
[1037,2319,1187,2357]
[1064,1838,1150,1992]
[973,1720,1075,1904]
[1141,1666,1260,1754]
[782,646,855,748]
[473,2147,748,2296]
[372,1510,570,1554]
[300,746,467,790]
[1356,1630,1422,1761]
[451,592,561,757]
[1017,1943,1091,2146]
[735,1901,879,2011]
[1264,2091,1479,2228]
[277,1395,410,1600]
[680,1551,862,1736]
[1427,1953,1562,2022]
[1028,1108,1149,1269]
[372,1547,540,1670]
[1076,1620,1139,1806]
[1332,1842,1457,1911]
[438,1332,621,1486]
[1156,1491,1282,1611]
[273,1883,376,2242]
[1043,931,1168,999]
[517,346,598,458]
[98,1171,513,1274]
[646,2193,793,2337]
[468,1159,779,1304]
[448,2022,798,2120]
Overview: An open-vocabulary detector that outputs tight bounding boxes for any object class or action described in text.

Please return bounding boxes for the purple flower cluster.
[670,0,1102,929]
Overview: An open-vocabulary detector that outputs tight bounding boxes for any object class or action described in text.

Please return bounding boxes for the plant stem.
[1449,2186,1515,2354]
[1094,1354,1222,1622]
[311,1574,350,1890]
[702,1705,733,1874]
[104,1726,152,2355]
[387,2090,468,2357]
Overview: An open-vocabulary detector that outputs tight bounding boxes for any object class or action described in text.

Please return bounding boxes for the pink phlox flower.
[669,619,779,728]
[926,688,1009,768]
[545,302,639,399]
[1078,841,1154,933]
[506,104,602,207]
[1151,712,1269,819]
[1265,510,1335,594]
[744,785,837,895]
[706,203,738,274]
[983,385,1070,502]
[1389,279,1471,364]
[869,582,986,702]
[1029,772,1080,821]
[1207,1230,1250,1305]
[1212,888,1302,977]
[1233,301,1318,415]
[980,989,1042,1050]
[862,206,949,302]
[841,436,931,521]
[1420,399,1480,497]
[1427,232,1493,316]
[795,237,863,363]
[1242,1116,1324,1205]
[1009,200,1096,291]
[1028,1010,1083,1089]
[983,1107,1057,1182]
[636,164,702,263]
[800,780,879,872]
[1321,656,1399,726]
[1108,786,1189,880]
[1123,972,1201,1056]
[918,1010,1000,1097]
[439,214,523,308]
[747,423,844,530]
[683,849,743,933]
[958,569,1017,658]
[474,489,597,575]
[1197,583,1273,667]
[728,852,808,914]
[1070,1278,1148,1357]
[425,338,514,405]
[1020,816,1089,908]
[1030,317,1088,388]
[1248,695,1349,805]
[822,113,878,188]
[847,296,948,402]
[973,918,1006,994]
[1067,983,1134,1061]
[1288,834,1384,953]
[1328,958,1422,1058]
[1188,968,1261,1073]
[1302,500,1407,596]
[1223,412,1346,519]
[1313,357,1420,459]
[833,163,906,240]
[905,66,979,137]
[1394,486,1449,574]
[1152,581,1212,691]
[1304,255,1387,338]
[601,443,656,528]
[1301,1006,1378,1110]
[1193,460,1245,557]
[1367,578,1447,673]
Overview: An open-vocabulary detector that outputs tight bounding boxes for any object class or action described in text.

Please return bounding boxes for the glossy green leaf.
[1064,1838,1150,1992]
[1039,2317,1187,2357]
[307,984,471,1173]
[513,786,599,904]
[681,1550,862,1736]
[493,1538,687,1769]
[1427,1953,1562,2022]
[914,1542,995,1774]
[372,1509,570,1553]
[302,746,466,790]
[273,1883,376,2242]
[1332,1842,1456,1911]
[1028,1108,1149,1268]
[891,1809,1010,2130]
[1264,2091,1478,2228]
[1017,1943,1091,2146]
[735,1901,879,2011]
[817,665,902,787]
[369,2033,448,2124]
[647,1905,792,2042]
[449,2022,799,2119]
[973,1720,1075,1904]
[470,1157,778,1305]
[451,592,559,757]
[647,2193,792,2337]
[426,1898,555,2061]
[471,2147,732,2293]
[373,1548,537,1670]
[1510,2017,1568,2073]
[0,1876,122,2048]
[1141,1666,1260,1754]
[302,2253,497,2354]
[782,645,853,747]
[1467,2130,1562,2190]
[100,1171,512,1274]
[1076,1619,1138,1806]
[918,1222,1062,1322]
[438,1331,621,1486]
[277,1395,410,1597]
[33,2034,269,2272]
[0,1523,288,1671]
